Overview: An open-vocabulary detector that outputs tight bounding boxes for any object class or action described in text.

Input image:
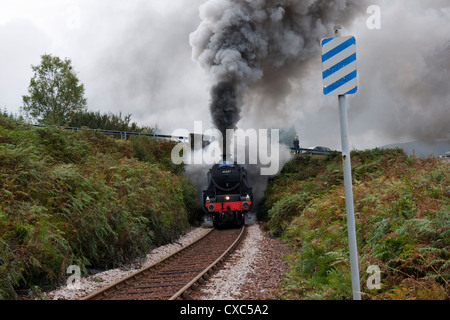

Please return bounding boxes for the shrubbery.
[67,110,154,133]
[262,149,449,300]
[0,116,200,299]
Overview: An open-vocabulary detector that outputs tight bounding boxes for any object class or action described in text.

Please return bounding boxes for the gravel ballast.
[44,223,288,300]
[192,223,289,300]
[45,227,211,300]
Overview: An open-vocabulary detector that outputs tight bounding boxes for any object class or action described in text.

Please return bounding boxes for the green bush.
[130,135,184,175]
[0,116,196,298]
[267,193,309,236]
[264,149,449,300]
[179,176,202,225]
[67,110,150,133]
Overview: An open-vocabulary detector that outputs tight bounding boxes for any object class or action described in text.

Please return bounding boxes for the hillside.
[0,116,199,299]
[382,140,450,158]
[261,149,449,300]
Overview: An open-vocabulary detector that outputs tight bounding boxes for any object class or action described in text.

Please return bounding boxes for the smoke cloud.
[190,0,369,143]
[2,1,448,151]
[188,0,449,151]
[187,0,370,210]
[350,2,450,145]
[210,82,239,134]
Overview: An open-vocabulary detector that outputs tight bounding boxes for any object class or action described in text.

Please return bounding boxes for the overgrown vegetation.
[67,110,155,133]
[0,115,200,299]
[262,149,449,300]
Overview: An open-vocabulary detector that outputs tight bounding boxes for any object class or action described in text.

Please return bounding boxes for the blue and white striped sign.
[321,36,357,96]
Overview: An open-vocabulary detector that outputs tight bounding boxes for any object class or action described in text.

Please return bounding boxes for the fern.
[0,116,195,297]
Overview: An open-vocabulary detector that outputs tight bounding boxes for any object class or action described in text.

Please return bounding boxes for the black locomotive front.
[202,161,253,227]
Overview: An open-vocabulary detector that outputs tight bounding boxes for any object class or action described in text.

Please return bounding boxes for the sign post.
[321,25,361,300]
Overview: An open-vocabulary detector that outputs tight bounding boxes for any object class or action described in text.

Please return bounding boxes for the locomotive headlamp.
[225,196,230,201]
[206,196,210,203]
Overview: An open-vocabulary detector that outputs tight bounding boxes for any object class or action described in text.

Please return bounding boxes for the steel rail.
[169,225,246,300]
[81,227,215,300]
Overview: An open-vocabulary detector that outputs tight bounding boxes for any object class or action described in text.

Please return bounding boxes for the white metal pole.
[334,25,361,300]
[338,94,361,300]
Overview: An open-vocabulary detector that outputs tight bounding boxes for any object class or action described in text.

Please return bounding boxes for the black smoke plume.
[210,81,240,159]
[210,82,239,135]
[190,0,368,156]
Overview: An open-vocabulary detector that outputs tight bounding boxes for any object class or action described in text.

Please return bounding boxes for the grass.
[261,149,449,300]
[0,115,201,299]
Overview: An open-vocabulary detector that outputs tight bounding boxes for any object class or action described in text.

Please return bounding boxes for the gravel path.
[44,223,288,300]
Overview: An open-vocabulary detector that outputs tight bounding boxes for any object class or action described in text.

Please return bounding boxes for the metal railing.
[291,148,330,155]
[31,124,188,143]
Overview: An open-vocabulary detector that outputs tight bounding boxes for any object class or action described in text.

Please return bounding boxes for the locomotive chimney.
[222,130,235,163]
[222,134,227,162]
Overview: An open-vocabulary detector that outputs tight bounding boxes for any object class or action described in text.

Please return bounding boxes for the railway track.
[82,226,246,300]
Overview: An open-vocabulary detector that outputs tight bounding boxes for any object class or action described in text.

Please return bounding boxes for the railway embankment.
[260,149,449,300]
[0,116,201,299]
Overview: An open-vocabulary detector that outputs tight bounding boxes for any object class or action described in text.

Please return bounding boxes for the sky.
[0,0,449,152]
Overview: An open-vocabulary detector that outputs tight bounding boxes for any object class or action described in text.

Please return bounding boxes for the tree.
[22,54,87,125]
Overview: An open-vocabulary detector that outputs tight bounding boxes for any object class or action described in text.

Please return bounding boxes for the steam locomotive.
[202,161,253,227]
